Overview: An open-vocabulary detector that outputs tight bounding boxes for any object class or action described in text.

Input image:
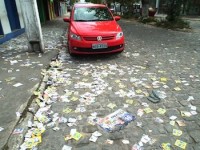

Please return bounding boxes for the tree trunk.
[142,0,149,17]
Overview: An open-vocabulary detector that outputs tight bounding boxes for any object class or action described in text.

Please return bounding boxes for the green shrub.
[122,12,133,19]
[138,17,157,24]
[156,18,190,29]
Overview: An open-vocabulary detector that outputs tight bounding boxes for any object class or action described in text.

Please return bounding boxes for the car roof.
[74,3,106,8]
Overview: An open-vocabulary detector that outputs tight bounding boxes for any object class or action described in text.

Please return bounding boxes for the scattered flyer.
[157,108,166,114]
[122,139,130,144]
[181,111,192,117]
[62,145,72,150]
[174,87,181,91]
[92,131,102,137]
[161,143,171,150]
[170,121,175,126]
[175,140,187,149]
[107,103,117,109]
[71,132,82,141]
[141,134,151,144]
[95,109,135,132]
[89,135,98,142]
[13,83,23,87]
[131,144,142,150]
[144,108,153,113]
[169,116,177,120]
[160,77,167,82]
[105,139,113,144]
[13,128,24,134]
[137,109,144,117]
[176,120,186,127]
[63,108,72,114]
[173,129,182,136]
[0,127,4,132]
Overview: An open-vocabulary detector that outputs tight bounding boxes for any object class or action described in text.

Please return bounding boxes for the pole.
[20,0,44,53]
[156,0,159,14]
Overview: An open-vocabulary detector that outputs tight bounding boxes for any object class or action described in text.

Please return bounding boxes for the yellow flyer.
[175,140,187,149]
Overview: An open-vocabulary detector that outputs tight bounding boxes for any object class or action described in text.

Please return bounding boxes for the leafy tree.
[166,0,183,22]
[141,0,149,17]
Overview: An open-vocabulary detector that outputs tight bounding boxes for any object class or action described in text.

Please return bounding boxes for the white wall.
[0,0,11,34]
[16,0,25,28]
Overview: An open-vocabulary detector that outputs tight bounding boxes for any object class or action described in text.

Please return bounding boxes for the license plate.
[92,43,107,49]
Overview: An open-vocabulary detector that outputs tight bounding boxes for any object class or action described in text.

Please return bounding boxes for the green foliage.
[138,17,157,24]
[85,0,101,3]
[165,0,183,22]
[156,18,190,29]
[122,12,133,19]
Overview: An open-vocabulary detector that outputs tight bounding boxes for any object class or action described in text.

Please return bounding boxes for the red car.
[63,3,124,56]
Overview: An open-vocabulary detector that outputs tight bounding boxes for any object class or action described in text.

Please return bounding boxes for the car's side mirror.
[114,16,121,21]
[63,17,70,23]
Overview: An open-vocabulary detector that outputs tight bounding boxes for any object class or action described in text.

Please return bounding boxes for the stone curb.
[4,74,50,150]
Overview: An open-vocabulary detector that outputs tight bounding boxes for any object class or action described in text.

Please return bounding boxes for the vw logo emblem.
[97,36,102,41]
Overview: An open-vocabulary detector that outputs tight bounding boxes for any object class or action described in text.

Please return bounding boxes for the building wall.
[0,0,12,35]
[0,0,25,44]
[16,0,25,28]
[0,0,65,44]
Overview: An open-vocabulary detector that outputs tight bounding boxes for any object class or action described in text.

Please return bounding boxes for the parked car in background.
[63,2,124,56]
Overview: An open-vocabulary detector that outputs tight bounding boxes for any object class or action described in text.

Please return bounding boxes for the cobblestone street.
[5,18,200,150]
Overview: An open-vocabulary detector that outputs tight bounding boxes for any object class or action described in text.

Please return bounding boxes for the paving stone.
[95,109,110,117]
[180,144,195,150]
[193,143,200,150]
[179,133,195,144]
[164,124,174,133]
[75,134,90,146]
[124,127,144,140]
[101,143,130,150]
[151,135,175,148]
[191,100,200,106]
[165,108,180,117]
[173,94,189,101]
[196,106,200,113]
[74,143,101,150]
[164,101,181,108]
[178,100,192,107]
[185,121,200,131]
[108,131,124,140]
[189,130,200,143]
[190,93,200,100]
[82,125,98,133]
[141,118,155,125]
[143,124,161,135]
[86,103,101,110]
[183,115,199,121]
[196,121,200,127]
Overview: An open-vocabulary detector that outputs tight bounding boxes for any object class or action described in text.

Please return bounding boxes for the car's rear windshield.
[74,7,113,22]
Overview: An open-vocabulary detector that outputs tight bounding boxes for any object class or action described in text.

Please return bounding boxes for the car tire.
[67,44,76,57]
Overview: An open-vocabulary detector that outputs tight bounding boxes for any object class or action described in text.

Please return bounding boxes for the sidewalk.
[0,17,66,149]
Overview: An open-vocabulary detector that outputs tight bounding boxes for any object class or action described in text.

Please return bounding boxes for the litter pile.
[13,47,199,150]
